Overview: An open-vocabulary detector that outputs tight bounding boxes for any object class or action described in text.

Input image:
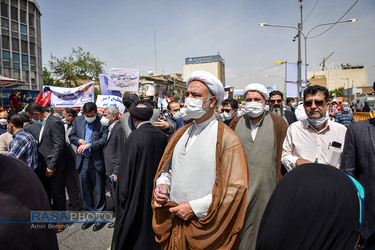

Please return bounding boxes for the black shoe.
[93,223,106,231]
[108,222,115,228]
[81,222,94,230]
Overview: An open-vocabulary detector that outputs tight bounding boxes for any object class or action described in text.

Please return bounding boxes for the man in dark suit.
[342,117,375,243]
[25,103,66,232]
[102,106,124,229]
[69,102,108,232]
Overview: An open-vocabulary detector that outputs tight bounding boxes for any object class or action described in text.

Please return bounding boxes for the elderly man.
[152,70,248,249]
[102,106,124,229]
[282,85,347,171]
[334,102,355,127]
[268,90,297,125]
[113,100,167,249]
[230,84,288,250]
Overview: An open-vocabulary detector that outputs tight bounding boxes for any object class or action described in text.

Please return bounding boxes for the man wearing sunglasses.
[282,85,347,172]
[221,98,239,126]
[268,90,297,125]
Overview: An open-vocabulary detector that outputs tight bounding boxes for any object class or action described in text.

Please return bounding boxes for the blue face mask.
[343,107,350,112]
[32,118,41,124]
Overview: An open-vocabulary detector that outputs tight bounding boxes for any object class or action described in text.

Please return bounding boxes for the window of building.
[11,30,17,38]
[20,33,26,40]
[29,42,35,56]
[1,35,9,49]
[29,13,34,27]
[1,18,9,28]
[12,37,19,51]
[12,52,19,61]
[22,63,28,70]
[21,54,28,63]
[28,2,35,13]
[3,60,10,67]
[12,69,20,79]
[20,24,27,34]
[11,21,17,31]
[10,6,17,21]
[1,3,8,18]
[20,0,27,10]
[21,40,27,53]
[29,27,34,36]
[2,50,10,60]
[10,0,17,7]
[13,62,19,68]
[3,67,10,77]
[22,70,29,81]
[30,56,35,65]
[20,10,26,23]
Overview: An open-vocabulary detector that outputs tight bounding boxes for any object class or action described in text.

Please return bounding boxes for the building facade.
[183,54,225,86]
[307,65,368,91]
[0,0,42,90]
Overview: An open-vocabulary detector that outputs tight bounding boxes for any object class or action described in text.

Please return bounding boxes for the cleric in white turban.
[152,70,249,249]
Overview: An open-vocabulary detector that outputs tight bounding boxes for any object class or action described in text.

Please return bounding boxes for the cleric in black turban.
[129,100,154,121]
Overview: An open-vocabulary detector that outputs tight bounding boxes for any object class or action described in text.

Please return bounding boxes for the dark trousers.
[107,176,117,209]
[35,166,66,211]
[65,162,83,211]
[78,158,106,212]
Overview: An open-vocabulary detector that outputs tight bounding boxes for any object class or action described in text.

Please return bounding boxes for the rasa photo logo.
[31,211,114,223]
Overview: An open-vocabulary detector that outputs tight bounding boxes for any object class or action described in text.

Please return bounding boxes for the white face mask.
[61,118,71,125]
[291,102,297,108]
[245,102,265,118]
[178,108,190,121]
[100,116,109,126]
[85,115,96,124]
[0,118,7,126]
[173,111,181,120]
[222,112,233,121]
[308,115,328,128]
[184,97,210,119]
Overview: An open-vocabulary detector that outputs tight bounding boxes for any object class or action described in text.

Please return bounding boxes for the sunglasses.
[222,109,233,113]
[304,100,325,107]
[269,100,282,104]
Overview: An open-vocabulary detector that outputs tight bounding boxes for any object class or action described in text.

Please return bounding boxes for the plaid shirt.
[335,111,355,127]
[7,129,38,170]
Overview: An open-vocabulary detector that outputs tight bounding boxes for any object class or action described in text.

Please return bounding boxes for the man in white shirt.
[282,85,347,171]
[152,70,248,249]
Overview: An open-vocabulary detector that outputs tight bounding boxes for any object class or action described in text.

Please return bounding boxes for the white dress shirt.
[282,119,347,171]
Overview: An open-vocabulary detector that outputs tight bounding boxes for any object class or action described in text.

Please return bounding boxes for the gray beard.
[270,106,284,117]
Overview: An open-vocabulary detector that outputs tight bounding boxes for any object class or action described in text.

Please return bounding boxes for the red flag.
[35,88,51,107]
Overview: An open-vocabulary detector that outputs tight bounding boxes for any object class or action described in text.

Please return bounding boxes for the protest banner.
[99,73,121,97]
[108,68,140,92]
[96,95,125,117]
[44,82,94,108]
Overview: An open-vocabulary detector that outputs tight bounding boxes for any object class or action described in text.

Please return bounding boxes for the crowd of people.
[0,70,374,249]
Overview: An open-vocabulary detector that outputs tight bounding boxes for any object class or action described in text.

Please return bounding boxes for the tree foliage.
[329,87,345,98]
[46,47,105,87]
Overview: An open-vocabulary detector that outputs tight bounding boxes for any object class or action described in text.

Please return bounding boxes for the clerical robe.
[152,120,249,249]
[112,123,168,250]
[230,112,288,250]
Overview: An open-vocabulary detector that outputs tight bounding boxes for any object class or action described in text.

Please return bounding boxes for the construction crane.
[319,52,334,71]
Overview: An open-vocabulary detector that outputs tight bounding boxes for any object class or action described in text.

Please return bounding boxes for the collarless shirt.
[282,119,347,171]
[185,115,216,152]
[5,129,38,170]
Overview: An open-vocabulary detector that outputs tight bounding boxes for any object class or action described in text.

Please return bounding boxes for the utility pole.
[297,0,303,100]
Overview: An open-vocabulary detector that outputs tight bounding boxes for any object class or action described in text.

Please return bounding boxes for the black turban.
[130,100,153,121]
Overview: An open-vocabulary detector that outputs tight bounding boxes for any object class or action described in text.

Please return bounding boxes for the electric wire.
[304,0,321,22]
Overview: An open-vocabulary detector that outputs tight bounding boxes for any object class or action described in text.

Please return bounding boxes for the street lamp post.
[259,18,358,100]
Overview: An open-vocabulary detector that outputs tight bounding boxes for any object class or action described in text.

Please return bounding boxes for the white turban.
[243,83,269,100]
[186,70,225,106]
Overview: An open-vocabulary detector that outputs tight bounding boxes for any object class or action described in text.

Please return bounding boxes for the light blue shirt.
[83,121,94,156]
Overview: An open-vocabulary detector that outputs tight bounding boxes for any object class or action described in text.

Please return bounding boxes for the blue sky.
[37,0,375,90]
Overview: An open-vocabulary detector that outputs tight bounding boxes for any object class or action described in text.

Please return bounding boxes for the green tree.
[43,67,54,86]
[47,47,105,87]
[329,87,345,98]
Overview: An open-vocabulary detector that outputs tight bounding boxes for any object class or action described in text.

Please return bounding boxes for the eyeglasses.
[304,100,325,107]
[222,109,233,113]
[269,100,283,104]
